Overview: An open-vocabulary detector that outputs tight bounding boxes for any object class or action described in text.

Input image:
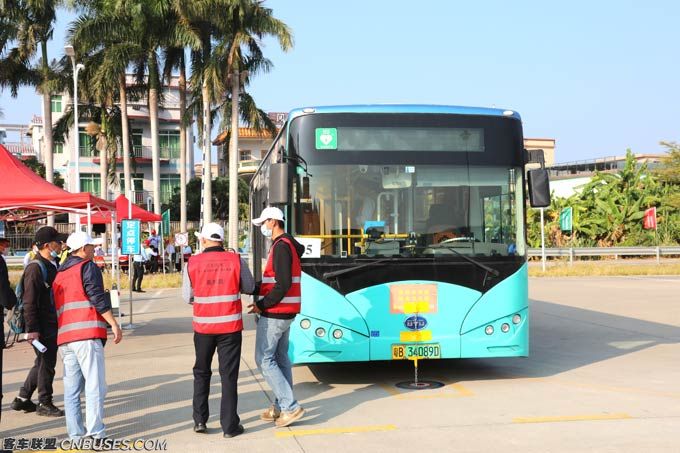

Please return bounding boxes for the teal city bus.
[249,105,550,364]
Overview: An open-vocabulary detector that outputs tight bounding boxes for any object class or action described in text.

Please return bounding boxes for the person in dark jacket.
[249,207,306,428]
[11,226,67,417]
[0,234,18,423]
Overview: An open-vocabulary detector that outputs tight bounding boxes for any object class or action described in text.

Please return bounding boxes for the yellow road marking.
[275,424,397,438]
[378,381,474,399]
[378,382,401,396]
[448,382,475,396]
[513,413,633,424]
[396,393,469,400]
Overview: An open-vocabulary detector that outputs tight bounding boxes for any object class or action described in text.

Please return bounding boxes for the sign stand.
[121,206,140,330]
[175,232,188,273]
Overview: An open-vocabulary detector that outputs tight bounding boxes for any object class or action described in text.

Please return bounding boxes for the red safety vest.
[53,260,108,346]
[188,251,243,334]
[258,236,302,315]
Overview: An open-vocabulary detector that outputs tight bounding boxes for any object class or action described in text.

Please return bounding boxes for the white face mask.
[260,223,273,238]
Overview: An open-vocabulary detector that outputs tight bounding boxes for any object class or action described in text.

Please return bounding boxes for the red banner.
[643,207,657,230]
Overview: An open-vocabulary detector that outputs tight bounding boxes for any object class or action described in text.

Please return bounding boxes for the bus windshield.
[293,163,525,258]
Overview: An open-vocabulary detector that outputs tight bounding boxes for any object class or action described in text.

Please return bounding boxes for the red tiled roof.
[212,127,277,145]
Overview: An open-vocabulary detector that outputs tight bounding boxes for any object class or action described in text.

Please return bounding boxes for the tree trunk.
[41,41,54,226]
[179,58,188,233]
[150,87,161,215]
[99,141,107,200]
[120,74,132,203]
[201,79,212,225]
[228,67,240,250]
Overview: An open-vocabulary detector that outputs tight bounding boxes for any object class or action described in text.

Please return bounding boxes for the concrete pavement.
[2,277,680,452]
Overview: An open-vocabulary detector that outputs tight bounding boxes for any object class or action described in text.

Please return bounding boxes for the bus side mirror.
[269,162,290,204]
[528,168,551,207]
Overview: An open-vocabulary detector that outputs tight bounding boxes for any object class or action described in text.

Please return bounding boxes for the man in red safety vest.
[182,222,254,439]
[52,231,122,441]
[249,207,306,428]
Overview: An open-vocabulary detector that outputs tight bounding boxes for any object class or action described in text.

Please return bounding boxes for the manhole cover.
[395,380,445,390]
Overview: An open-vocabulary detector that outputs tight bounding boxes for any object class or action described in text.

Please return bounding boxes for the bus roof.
[287,104,522,122]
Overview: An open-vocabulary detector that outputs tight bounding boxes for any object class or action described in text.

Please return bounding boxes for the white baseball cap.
[66,231,95,251]
[194,222,224,242]
[252,207,285,226]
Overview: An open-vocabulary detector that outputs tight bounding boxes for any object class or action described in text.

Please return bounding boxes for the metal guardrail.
[528,246,680,263]
[6,247,677,267]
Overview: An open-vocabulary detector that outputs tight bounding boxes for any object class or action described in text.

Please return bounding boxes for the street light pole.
[64,45,84,195]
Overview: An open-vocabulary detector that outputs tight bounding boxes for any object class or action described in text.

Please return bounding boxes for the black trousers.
[19,334,58,404]
[1,320,4,422]
[132,262,144,290]
[192,331,242,434]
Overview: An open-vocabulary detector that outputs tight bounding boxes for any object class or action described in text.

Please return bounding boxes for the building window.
[132,129,143,157]
[79,128,95,157]
[54,142,64,154]
[80,173,101,196]
[50,95,62,113]
[119,173,144,195]
[160,174,180,204]
[159,130,180,159]
[239,150,252,161]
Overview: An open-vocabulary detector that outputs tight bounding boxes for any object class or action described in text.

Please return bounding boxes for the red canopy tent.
[0,144,114,218]
[79,194,161,224]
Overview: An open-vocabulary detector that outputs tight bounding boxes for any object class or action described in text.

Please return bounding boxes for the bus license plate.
[392,343,441,360]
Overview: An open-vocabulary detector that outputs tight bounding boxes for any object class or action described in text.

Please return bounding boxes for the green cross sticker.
[315,128,337,150]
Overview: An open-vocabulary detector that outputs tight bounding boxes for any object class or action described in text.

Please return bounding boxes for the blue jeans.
[255,316,299,413]
[59,339,107,440]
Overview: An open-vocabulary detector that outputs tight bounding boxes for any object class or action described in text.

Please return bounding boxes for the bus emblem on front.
[404,315,428,331]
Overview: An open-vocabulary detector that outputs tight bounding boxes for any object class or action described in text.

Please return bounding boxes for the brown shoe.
[260,405,281,422]
[275,407,305,428]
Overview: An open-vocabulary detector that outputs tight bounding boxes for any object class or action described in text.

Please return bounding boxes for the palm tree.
[0,1,59,224]
[175,0,291,240]
[177,0,231,227]
[163,2,204,232]
[221,0,292,248]
[163,46,190,233]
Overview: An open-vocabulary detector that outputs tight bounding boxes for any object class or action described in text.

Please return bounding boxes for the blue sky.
[1,1,678,163]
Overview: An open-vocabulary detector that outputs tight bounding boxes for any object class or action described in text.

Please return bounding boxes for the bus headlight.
[512,314,521,324]
[501,323,510,333]
[485,325,494,335]
[300,319,311,330]
[315,327,326,338]
[332,329,343,339]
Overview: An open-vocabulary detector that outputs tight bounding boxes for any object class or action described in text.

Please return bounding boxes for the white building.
[29,75,195,210]
[547,154,664,198]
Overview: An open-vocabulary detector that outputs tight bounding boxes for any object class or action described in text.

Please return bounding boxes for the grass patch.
[104,272,182,289]
[8,270,182,290]
[529,261,680,277]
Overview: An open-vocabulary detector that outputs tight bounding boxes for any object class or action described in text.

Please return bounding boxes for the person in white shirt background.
[165,241,175,272]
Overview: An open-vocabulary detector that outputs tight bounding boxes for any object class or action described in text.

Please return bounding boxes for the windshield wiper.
[322,257,433,280]
[417,244,500,286]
